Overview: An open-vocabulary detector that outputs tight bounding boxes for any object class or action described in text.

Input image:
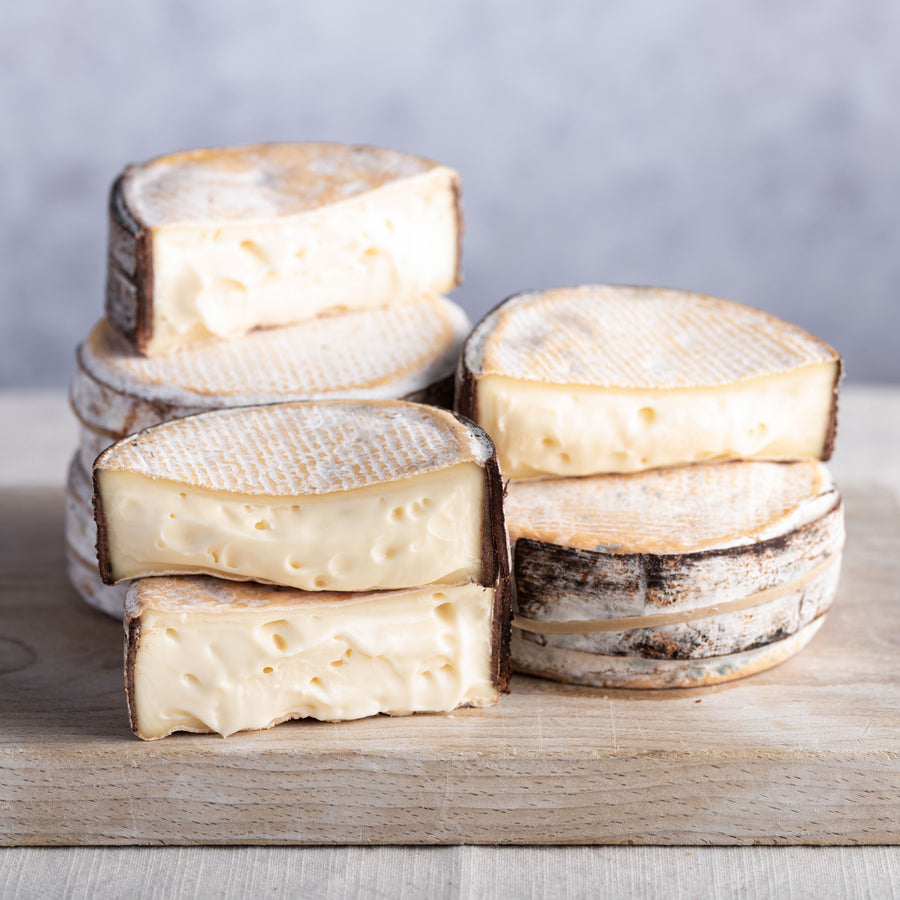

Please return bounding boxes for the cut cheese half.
[94,400,509,596]
[506,460,844,688]
[458,285,842,478]
[72,296,468,445]
[107,143,462,355]
[125,576,502,740]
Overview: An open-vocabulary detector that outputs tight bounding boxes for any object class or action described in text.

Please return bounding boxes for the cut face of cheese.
[72,297,469,441]
[94,400,503,593]
[506,461,844,688]
[107,143,462,355]
[458,286,842,478]
[126,577,499,739]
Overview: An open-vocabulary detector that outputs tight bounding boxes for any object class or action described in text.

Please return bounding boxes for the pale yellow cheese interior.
[131,581,498,739]
[147,169,458,354]
[101,463,484,590]
[477,363,838,479]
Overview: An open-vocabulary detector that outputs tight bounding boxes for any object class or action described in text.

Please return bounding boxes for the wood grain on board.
[0,484,898,846]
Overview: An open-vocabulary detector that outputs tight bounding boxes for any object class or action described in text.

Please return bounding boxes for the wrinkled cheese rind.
[73,297,469,421]
[465,286,839,389]
[95,400,491,497]
[506,460,834,554]
[127,577,498,739]
[101,463,485,591]
[123,143,447,224]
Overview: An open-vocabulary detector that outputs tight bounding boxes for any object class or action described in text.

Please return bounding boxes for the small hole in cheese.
[541,435,558,448]
[390,507,404,521]
[288,558,304,570]
[254,520,268,531]
[263,666,274,674]
[559,452,571,464]
[272,634,288,652]
[165,628,178,640]
[638,407,656,425]
[182,673,199,685]
[310,677,323,690]
[313,576,328,588]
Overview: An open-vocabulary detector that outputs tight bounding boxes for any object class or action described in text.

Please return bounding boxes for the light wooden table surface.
[0,387,898,899]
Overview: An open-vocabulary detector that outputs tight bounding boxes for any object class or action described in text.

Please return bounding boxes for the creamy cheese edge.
[101,463,485,590]
[477,363,838,479]
[132,583,497,739]
[147,168,459,354]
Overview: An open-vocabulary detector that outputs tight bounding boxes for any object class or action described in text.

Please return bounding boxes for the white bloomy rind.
[127,577,498,739]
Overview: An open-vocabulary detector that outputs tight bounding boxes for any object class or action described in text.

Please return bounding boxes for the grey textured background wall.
[2,0,897,386]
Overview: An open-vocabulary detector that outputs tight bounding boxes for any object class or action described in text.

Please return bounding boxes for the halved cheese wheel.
[126,575,502,740]
[458,286,842,478]
[107,143,462,355]
[93,400,510,600]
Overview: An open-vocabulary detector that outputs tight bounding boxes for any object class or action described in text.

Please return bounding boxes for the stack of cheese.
[66,142,512,738]
[457,285,844,688]
[92,400,510,739]
[66,143,471,618]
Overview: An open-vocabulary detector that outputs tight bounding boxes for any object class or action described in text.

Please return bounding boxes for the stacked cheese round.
[458,285,844,688]
[69,142,471,619]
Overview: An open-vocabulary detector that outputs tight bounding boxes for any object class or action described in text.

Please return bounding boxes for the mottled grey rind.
[511,495,843,687]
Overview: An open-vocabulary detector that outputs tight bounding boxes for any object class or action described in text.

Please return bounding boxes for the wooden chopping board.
[1,484,897,846]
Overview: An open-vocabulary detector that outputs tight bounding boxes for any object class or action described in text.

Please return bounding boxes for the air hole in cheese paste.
[240,239,269,265]
[263,666,274,674]
[541,436,559,448]
[182,673,199,685]
[434,601,455,625]
[390,507,404,521]
[309,677,323,690]
[288,558,304,570]
[272,634,288,652]
[559,452,571,464]
[638,407,656,425]
[254,520,268,531]
[314,576,328,588]
[165,629,178,640]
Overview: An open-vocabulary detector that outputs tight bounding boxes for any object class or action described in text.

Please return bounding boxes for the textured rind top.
[96,400,493,496]
[75,298,469,408]
[125,575,473,619]
[506,460,838,554]
[464,286,840,389]
[121,143,451,226]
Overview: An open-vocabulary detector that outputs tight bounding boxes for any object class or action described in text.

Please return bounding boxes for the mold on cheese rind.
[124,577,499,740]
[457,286,843,478]
[506,460,844,687]
[105,143,463,355]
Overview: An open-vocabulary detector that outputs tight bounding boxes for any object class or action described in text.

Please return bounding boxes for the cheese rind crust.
[125,577,499,739]
[507,461,844,687]
[106,143,463,355]
[457,286,842,477]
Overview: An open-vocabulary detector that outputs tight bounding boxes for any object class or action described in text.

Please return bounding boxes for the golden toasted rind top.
[95,400,493,496]
[506,460,838,554]
[464,285,840,389]
[121,143,451,226]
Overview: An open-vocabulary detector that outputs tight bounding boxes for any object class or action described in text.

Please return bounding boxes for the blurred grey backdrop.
[1,0,898,386]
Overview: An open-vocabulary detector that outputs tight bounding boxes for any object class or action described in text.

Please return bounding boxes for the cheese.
[458,286,842,478]
[71,296,469,442]
[94,400,498,592]
[506,461,844,688]
[107,143,462,355]
[66,547,127,618]
[126,577,499,739]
